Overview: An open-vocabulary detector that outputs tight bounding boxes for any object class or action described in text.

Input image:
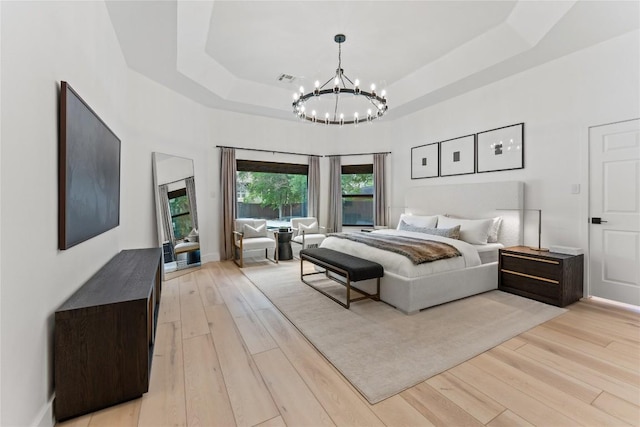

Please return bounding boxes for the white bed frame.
[353,181,524,314]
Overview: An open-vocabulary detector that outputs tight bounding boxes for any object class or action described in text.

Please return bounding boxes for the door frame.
[583,117,640,299]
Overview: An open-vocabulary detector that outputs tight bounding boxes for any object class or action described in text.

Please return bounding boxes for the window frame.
[341,164,374,227]
[167,188,192,239]
[235,160,309,226]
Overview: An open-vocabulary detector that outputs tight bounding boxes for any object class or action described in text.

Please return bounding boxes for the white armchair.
[291,217,328,253]
[233,219,278,268]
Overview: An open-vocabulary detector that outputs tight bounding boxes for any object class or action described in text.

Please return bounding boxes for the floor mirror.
[152,152,201,280]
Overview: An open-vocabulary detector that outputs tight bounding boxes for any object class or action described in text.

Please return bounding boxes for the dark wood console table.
[54,248,162,421]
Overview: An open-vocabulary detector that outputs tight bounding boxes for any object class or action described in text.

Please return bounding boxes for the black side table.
[277,231,293,261]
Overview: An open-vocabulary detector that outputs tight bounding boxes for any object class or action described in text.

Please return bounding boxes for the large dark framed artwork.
[439,134,475,177]
[476,123,524,173]
[411,142,439,179]
[59,81,121,250]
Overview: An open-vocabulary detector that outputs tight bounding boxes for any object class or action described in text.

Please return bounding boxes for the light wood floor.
[58,260,640,427]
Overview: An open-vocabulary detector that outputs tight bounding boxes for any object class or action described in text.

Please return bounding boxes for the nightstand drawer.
[501,269,560,301]
[501,252,562,281]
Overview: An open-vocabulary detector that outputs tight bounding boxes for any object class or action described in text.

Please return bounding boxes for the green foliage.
[172,215,192,239]
[341,173,373,194]
[169,195,189,215]
[168,194,192,239]
[239,172,307,210]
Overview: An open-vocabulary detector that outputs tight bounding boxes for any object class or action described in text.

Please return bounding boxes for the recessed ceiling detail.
[105,1,640,123]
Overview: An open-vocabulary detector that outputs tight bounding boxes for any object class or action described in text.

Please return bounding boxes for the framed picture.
[476,123,524,173]
[439,134,475,177]
[411,142,439,179]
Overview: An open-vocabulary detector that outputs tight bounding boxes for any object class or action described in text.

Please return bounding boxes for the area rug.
[241,261,566,404]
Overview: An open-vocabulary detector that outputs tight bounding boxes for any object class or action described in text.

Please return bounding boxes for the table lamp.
[497,208,548,251]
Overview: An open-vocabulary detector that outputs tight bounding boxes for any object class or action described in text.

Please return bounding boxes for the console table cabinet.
[54,248,162,421]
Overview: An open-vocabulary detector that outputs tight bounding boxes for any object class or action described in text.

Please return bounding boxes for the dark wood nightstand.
[498,246,583,307]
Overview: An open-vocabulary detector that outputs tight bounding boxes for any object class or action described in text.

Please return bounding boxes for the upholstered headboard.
[403,181,524,248]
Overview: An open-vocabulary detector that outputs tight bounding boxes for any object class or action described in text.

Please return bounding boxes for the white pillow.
[487,217,502,243]
[396,214,438,230]
[446,215,503,243]
[299,221,319,234]
[243,223,267,238]
[437,216,493,245]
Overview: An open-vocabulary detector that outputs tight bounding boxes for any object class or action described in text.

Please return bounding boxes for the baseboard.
[31,395,55,427]
[201,252,220,263]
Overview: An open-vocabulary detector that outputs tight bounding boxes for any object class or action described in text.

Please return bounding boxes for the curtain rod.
[326,151,391,157]
[216,145,320,157]
[216,145,391,158]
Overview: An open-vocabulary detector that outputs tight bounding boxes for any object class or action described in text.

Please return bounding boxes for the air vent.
[277,73,296,83]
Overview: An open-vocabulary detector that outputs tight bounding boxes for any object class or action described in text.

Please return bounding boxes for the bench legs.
[299,254,381,309]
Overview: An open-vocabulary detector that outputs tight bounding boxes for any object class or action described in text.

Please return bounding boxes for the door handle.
[591,217,608,224]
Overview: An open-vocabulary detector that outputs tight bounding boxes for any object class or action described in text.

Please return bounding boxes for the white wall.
[387,30,640,252]
[1,3,129,425]
[1,2,208,425]
[1,1,638,425]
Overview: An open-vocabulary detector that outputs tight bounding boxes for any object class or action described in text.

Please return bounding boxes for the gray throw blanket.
[329,232,461,265]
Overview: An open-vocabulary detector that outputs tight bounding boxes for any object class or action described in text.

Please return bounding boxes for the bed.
[320,181,524,314]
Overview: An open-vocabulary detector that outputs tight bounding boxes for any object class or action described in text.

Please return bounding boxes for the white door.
[589,119,640,305]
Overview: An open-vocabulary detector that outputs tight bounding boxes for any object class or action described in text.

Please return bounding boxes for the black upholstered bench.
[299,247,383,309]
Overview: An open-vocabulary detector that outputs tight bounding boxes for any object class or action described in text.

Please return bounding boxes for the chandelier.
[292,34,388,125]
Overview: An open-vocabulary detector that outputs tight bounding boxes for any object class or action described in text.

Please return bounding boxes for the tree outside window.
[236,160,308,227]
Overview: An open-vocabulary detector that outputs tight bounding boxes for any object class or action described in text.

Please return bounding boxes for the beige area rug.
[242,261,567,404]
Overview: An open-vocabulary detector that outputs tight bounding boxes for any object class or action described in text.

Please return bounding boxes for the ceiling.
[105,1,639,123]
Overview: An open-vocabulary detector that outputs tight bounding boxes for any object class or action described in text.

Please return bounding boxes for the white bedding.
[320,229,481,279]
[474,243,504,264]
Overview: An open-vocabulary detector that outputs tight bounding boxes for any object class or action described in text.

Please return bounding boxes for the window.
[342,164,373,226]
[236,160,308,227]
[168,188,192,239]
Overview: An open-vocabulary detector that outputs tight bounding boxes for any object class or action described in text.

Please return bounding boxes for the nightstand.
[498,246,583,307]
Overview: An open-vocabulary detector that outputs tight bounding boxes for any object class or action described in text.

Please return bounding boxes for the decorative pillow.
[243,223,267,238]
[299,221,319,234]
[487,217,502,243]
[437,216,493,245]
[399,220,460,239]
[396,214,438,230]
[446,215,502,243]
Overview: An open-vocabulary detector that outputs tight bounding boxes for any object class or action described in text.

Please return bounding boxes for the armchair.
[291,217,328,253]
[232,219,278,268]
